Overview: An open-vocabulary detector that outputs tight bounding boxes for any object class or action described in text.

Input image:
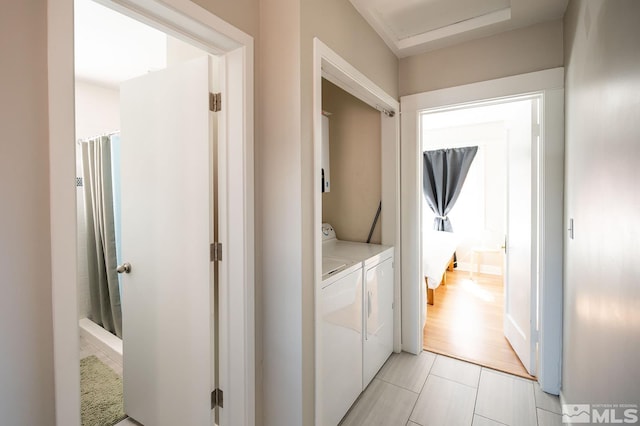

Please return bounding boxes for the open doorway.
[50,0,255,423]
[400,68,563,394]
[74,0,219,424]
[420,97,539,379]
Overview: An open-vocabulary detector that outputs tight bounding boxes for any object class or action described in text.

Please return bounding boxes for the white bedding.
[423,230,459,290]
[419,230,459,328]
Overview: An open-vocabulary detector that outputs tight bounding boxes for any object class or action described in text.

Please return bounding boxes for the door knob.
[117,263,132,274]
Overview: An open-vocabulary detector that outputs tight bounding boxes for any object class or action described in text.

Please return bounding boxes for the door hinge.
[210,242,222,262]
[209,92,222,112]
[211,388,224,409]
[533,122,541,137]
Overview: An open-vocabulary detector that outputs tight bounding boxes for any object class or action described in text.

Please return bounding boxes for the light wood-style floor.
[423,270,535,380]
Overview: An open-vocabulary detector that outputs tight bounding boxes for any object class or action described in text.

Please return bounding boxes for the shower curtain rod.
[76,130,120,144]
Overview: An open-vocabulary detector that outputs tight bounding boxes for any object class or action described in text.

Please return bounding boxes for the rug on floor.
[81,355,126,426]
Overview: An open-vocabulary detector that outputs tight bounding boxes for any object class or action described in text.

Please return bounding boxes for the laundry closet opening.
[316,70,398,426]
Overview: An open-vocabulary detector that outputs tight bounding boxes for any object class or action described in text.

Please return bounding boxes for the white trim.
[349,0,511,58]
[48,1,255,424]
[400,68,564,392]
[313,38,401,426]
[79,318,123,363]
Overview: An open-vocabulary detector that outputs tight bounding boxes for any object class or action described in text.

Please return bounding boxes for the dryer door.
[363,257,394,387]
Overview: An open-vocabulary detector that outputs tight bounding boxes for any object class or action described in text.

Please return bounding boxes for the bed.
[423,230,459,306]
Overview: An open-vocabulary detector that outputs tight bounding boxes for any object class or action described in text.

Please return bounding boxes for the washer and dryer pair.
[319,223,394,426]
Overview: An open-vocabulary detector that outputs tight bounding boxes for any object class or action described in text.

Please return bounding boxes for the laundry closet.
[318,79,395,425]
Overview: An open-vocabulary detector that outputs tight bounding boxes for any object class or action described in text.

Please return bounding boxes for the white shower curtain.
[82,135,122,338]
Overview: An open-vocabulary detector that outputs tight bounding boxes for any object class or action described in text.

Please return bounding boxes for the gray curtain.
[422,146,478,232]
[82,136,122,338]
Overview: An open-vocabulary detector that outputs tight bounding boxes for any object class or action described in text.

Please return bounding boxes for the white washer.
[322,223,392,265]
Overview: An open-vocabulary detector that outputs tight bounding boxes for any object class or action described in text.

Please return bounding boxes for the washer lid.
[322,256,346,276]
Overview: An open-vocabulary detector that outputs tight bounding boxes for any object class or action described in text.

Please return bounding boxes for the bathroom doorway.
[73,0,222,424]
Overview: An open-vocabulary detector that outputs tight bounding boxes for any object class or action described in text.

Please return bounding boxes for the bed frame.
[426,256,455,305]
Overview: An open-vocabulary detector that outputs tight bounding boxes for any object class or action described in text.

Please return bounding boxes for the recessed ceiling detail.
[374,0,511,40]
[350,0,568,58]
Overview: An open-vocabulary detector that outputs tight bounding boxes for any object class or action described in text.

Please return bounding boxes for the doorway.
[400,68,564,394]
[420,97,539,379]
[74,0,219,424]
[49,0,255,424]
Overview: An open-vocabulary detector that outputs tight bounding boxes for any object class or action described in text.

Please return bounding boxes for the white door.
[504,98,538,376]
[120,56,216,425]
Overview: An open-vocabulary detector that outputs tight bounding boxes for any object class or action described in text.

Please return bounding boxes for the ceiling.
[349,0,568,58]
[74,0,167,88]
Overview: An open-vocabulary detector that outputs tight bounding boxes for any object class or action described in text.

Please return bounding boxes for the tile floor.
[340,351,562,426]
[85,343,561,426]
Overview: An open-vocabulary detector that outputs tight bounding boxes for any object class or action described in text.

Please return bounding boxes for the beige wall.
[194,0,259,37]
[257,0,302,424]
[0,2,56,425]
[301,0,398,99]
[399,20,564,96]
[562,0,640,406]
[322,79,382,244]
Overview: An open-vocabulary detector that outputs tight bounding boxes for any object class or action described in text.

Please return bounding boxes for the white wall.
[0,2,56,424]
[75,81,121,140]
[562,0,640,406]
[166,35,208,65]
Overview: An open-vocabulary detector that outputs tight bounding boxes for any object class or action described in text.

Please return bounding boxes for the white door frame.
[312,38,401,425]
[400,68,564,394]
[47,1,255,424]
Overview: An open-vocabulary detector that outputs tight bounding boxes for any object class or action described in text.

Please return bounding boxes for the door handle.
[117,263,132,274]
[367,291,372,318]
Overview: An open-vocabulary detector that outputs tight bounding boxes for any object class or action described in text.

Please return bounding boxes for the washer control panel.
[321,223,337,241]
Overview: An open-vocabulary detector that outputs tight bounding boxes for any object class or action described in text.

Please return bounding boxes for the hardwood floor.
[423,269,534,379]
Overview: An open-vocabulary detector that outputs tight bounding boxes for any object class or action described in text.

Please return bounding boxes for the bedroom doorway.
[401,68,564,394]
[420,96,539,379]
